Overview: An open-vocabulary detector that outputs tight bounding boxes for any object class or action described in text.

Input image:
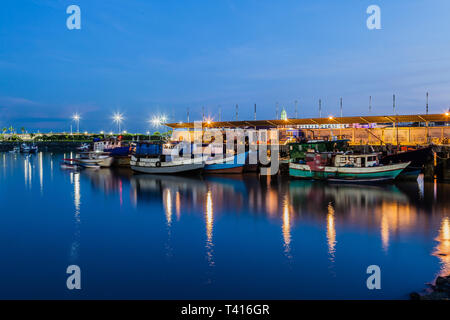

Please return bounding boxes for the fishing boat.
[29,144,38,153]
[288,139,350,162]
[76,151,114,168]
[19,143,30,153]
[77,143,90,151]
[204,151,249,174]
[60,158,80,170]
[380,145,433,180]
[130,141,204,174]
[289,152,410,182]
[93,138,132,167]
[9,146,20,153]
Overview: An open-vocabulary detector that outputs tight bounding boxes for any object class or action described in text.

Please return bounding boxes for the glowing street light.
[113,113,124,133]
[72,113,81,133]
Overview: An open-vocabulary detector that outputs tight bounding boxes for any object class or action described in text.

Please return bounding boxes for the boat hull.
[289,162,410,182]
[380,146,432,179]
[131,163,204,174]
[204,152,248,174]
[204,165,244,174]
[77,156,113,168]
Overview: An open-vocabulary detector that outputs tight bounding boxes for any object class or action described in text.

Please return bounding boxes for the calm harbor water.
[0,152,449,299]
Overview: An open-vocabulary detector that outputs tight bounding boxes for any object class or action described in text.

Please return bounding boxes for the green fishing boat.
[289,152,410,182]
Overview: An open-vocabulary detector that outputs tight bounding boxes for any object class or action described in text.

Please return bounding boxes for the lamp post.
[113,113,123,134]
[72,113,80,133]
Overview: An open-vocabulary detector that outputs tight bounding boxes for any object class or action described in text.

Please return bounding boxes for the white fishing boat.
[9,146,20,153]
[76,151,114,168]
[130,155,204,174]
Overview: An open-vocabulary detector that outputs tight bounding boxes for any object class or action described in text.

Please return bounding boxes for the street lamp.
[113,113,124,134]
[72,113,81,133]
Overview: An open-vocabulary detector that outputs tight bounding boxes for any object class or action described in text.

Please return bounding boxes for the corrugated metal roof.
[166,113,450,129]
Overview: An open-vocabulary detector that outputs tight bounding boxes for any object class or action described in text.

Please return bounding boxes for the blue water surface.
[0,152,449,299]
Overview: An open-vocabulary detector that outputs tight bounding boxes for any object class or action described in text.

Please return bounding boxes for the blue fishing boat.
[204,151,249,174]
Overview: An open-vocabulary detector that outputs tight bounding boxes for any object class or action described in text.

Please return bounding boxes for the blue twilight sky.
[1,0,450,133]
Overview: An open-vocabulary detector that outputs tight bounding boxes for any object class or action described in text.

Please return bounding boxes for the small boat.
[9,146,20,153]
[29,144,38,153]
[289,152,410,182]
[204,151,249,174]
[76,151,114,168]
[20,143,30,153]
[60,159,80,170]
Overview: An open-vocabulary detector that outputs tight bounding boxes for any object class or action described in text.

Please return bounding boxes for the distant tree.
[8,126,14,134]
[2,127,6,134]
[20,127,25,134]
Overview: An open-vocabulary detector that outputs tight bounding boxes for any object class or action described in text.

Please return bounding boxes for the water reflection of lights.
[73,172,81,214]
[266,189,278,217]
[163,188,174,259]
[381,213,389,252]
[39,152,43,194]
[163,188,173,226]
[70,172,81,261]
[205,190,214,267]
[433,217,450,277]
[282,195,292,259]
[175,191,181,221]
[24,156,32,187]
[326,203,337,262]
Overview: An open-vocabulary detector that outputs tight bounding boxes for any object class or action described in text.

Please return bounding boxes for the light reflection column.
[163,188,173,258]
[205,189,214,268]
[326,203,336,262]
[70,172,81,261]
[39,152,43,194]
[433,217,450,277]
[282,194,292,259]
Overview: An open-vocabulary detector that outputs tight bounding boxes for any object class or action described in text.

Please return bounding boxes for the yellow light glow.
[282,195,291,258]
[327,203,336,261]
[433,217,450,276]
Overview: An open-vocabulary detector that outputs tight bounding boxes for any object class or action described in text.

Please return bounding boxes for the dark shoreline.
[0,141,82,152]
[410,275,450,300]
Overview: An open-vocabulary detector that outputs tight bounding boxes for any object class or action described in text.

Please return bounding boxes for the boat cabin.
[305,152,380,168]
[333,153,379,168]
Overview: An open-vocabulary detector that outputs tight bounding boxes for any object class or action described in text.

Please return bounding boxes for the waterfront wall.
[304,126,450,146]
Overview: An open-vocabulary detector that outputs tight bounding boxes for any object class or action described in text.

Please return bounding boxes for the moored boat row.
[60,135,431,183]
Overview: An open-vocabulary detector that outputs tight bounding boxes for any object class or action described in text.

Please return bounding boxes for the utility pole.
[369,96,372,113]
[187,107,190,122]
[319,99,322,118]
[426,92,429,114]
[254,103,256,120]
[295,100,298,118]
[340,97,343,118]
[202,106,205,122]
[393,94,396,114]
[235,104,238,121]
